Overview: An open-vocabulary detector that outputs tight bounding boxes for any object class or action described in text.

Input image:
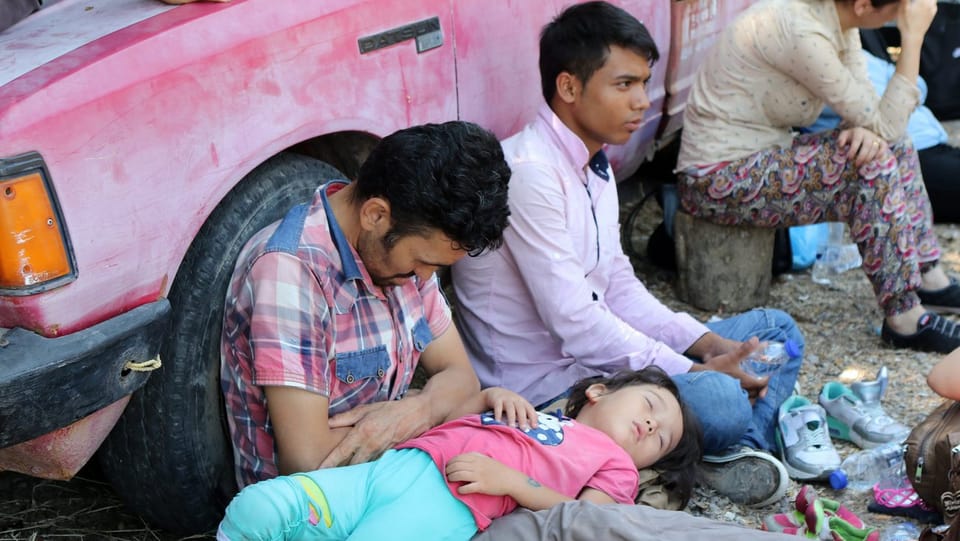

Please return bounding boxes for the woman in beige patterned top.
[677,0,960,354]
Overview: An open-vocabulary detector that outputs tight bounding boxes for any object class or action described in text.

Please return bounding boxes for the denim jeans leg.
[673,370,751,453]
[704,308,805,451]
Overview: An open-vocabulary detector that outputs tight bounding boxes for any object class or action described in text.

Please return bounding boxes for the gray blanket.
[473,501,799,541]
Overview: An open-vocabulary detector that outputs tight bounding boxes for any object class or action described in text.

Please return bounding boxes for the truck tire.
[98,153,345,534]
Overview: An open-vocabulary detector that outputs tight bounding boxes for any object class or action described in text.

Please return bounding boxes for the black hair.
[353,121,511,256]
[565,367,704,507]
[539,1,660,104]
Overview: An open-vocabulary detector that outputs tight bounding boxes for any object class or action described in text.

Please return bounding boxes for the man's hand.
[446,452,526,497]
[483,388,538,430]
[320,395,432,468]
[692,334,769,401]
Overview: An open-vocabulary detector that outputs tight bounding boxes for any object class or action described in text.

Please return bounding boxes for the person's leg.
[672,371,750,453]
[679,132,959,352]
[870,141,960,349]
[673,352,789,507]
[917,144,960,223]
[219,449,476,541]
[218,459,374,540]
[347,448,477,541]
[704,308,804,452]
[676,310,801,506]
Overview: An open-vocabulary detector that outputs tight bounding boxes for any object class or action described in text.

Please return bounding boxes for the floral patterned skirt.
[678,129,940,316]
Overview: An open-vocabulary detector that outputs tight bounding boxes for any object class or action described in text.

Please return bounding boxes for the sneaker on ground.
[881,312,960,354]
[776,395,841,481]
[819,382,909,449]
[700,446,789,507]
[918,277,960,315]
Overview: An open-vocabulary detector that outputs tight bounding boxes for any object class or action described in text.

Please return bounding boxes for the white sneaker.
[776,395,841,481]
[819,379,910,449]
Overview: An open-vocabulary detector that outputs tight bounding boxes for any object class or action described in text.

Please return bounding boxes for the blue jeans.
[672,308,803,454]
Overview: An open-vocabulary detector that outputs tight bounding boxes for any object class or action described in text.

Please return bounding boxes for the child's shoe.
[777,396,842,480]
[819,379,909,449]
[850,367,910,443]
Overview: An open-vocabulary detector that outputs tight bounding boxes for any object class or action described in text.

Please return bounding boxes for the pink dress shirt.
[452,104,707,406]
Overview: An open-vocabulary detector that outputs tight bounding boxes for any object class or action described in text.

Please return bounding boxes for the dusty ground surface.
[2,123,958,540]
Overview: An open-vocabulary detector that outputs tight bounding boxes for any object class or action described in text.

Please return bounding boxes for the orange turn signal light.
[0,153,76,294]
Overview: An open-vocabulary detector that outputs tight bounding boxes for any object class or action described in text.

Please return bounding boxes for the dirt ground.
[2,123,959,540]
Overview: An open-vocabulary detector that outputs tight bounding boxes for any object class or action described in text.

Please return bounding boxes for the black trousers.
[918,144,960,223]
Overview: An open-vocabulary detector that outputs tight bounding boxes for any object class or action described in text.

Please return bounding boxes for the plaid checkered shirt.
[221,181,451,487]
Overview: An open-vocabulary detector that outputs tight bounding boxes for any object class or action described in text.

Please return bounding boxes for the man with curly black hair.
[220,121,512,491]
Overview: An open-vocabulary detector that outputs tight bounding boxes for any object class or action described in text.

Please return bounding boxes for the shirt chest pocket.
[410,317,434,353]
[335,345,390,384]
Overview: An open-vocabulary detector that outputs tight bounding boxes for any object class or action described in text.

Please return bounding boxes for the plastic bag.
[788,223,829,271]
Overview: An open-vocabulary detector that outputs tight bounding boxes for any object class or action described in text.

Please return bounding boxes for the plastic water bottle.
[740,339,802,378]
[829,441,905,491]
[879,522,921,541]
[811,222,863,285]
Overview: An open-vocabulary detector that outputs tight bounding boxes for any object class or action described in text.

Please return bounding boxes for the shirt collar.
[319,180,363,282]
[536,103,610,182]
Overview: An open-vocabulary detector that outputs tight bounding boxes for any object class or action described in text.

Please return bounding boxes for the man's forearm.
[277,426,351,475]
[684,331,725,360]
[419,363,480,426]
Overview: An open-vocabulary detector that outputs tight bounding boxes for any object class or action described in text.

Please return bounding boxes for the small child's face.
[575,383,683,469]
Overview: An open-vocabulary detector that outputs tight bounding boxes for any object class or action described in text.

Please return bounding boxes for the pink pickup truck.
[0,0,750,533]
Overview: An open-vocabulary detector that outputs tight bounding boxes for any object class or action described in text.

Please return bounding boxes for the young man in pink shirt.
[451,1,805,507]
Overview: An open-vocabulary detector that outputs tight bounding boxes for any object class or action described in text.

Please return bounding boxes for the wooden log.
[673,211,774,312]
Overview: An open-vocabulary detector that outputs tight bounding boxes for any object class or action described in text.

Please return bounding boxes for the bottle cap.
[784,339,802,359]
[829,469,848,490]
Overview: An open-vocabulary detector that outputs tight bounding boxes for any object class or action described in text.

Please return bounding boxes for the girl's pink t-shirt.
[397,411,640,530]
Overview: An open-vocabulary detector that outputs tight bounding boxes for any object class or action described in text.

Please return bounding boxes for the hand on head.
[897,0,938,42]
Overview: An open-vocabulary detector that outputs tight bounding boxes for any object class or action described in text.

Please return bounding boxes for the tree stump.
[673,211,774,312]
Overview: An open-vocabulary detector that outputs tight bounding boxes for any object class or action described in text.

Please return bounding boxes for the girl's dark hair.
[539,1,660,104]
[565,367,704,507]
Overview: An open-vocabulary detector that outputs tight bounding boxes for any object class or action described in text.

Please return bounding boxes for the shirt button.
[346,374,355,384]
[377,368,384,377]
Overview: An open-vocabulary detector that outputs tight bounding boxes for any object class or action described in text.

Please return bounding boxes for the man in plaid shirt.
[221,121,512,488]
